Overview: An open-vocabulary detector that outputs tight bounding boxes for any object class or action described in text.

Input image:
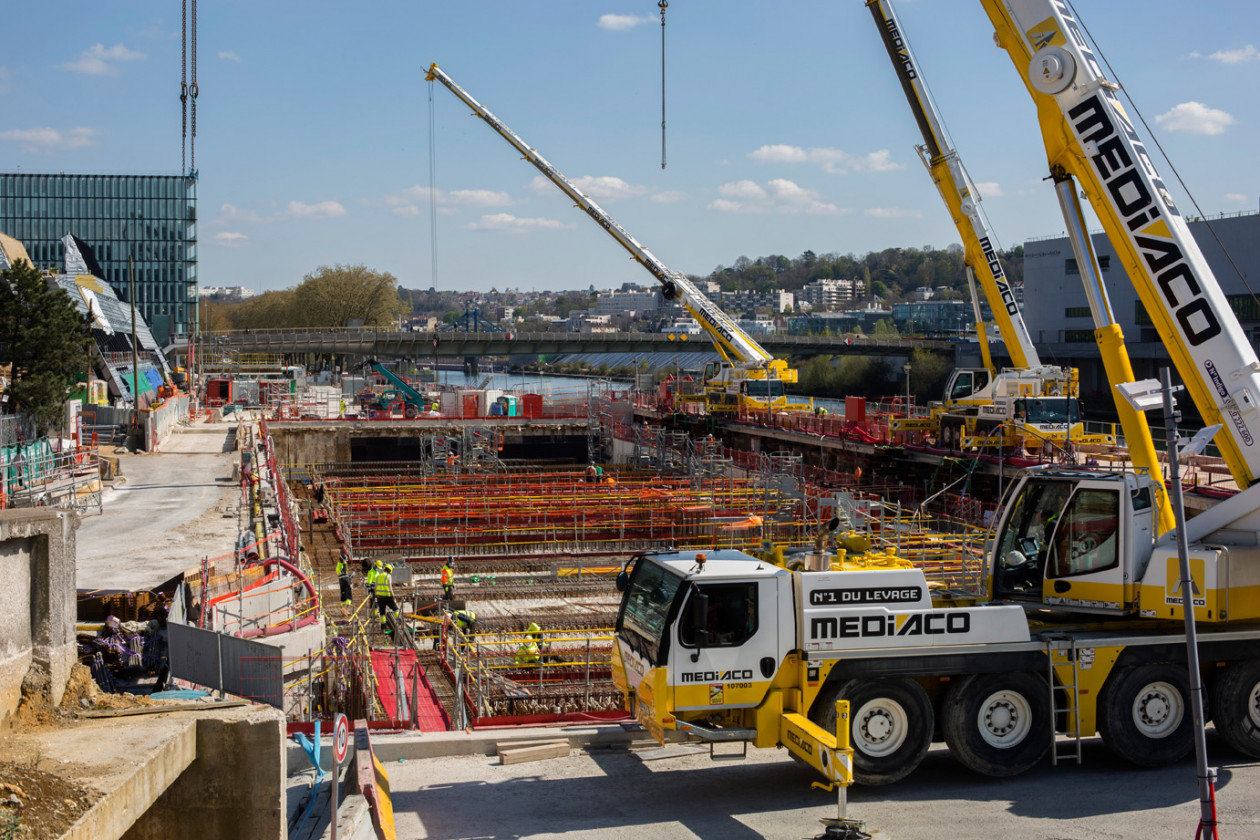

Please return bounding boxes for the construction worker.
[336,551,353,608]
[585,463,597,484]
[365,558,383,614]
[441,557,455,601]
[374,561,397,633]
[450,609,477,635]
[515,621,547,666]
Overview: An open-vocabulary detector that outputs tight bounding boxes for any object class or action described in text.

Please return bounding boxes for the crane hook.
[659,0,668,170]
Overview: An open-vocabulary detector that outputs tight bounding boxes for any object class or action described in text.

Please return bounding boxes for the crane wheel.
[405,405,419,419]
[810,678,933,786]
[941,672,1049,777]
[1098,663,1195,766]
[1211,659,1260,758]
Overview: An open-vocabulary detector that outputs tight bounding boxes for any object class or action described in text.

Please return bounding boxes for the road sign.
[333,713,349,765]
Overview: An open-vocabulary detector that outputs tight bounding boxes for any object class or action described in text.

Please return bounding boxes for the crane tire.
[810,677,933,786]
[1211,659,1260,758]
[405,405,419,419]
[1098,663,1195,766]
[942,671,1050,777]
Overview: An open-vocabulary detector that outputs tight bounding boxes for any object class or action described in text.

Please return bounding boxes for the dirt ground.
[0,664,155,839]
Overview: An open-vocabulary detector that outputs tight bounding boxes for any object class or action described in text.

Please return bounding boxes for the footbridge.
[182,328,958,362]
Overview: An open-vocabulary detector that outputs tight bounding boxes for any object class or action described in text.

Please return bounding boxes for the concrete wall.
[122,705,286,840]
[0,509,77,724]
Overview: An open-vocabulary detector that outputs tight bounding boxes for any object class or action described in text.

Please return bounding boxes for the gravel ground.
[384,734,1260,840]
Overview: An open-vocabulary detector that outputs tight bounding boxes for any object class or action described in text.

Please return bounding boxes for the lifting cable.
[1066,0,1253,309]
[659,0,668,169]
[428,79,440,286]
[190,0,198,172]
[180,0,187,174]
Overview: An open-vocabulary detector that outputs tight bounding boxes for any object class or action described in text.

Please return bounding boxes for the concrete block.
[122,704,287,840]
[0,509,77,717]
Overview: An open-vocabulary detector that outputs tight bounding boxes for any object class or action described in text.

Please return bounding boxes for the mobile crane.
[868,0,1123,461]
[425,63,810,416]
[610,0,1260,788]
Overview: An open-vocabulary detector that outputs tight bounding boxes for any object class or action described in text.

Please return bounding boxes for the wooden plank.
[636,744,707,762]
[77,700,250,718]
[498,742,571,765]
[494,738,570,758]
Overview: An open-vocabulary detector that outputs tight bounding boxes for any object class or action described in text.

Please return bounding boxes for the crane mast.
[979,0,1260,490]
[424,63,794,385]
[866,0,1040,371]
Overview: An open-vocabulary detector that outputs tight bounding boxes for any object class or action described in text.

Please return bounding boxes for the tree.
[299,264,409,328]
[0,260,92,432]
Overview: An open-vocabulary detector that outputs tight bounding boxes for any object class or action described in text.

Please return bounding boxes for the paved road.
[76,422,242,591]
[386,735,1260,839]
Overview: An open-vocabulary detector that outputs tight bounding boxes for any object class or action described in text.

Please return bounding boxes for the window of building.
[1065,306,1091,318]
[1063,330,1095,343]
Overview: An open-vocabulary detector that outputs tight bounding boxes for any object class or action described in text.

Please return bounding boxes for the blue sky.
[2,1,1257,294]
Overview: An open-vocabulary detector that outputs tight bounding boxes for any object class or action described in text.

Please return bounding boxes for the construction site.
[176,375,996,741]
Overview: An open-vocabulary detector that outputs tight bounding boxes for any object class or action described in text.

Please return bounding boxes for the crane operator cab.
[992,469,1155,614]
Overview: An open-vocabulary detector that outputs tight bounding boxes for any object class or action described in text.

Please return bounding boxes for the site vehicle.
[610,0,1260,787]
[869,0,1115,457]
[425,63,810,416]
[363,360,431,418]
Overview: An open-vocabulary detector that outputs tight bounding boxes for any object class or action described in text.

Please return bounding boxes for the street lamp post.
[903,362,912,408]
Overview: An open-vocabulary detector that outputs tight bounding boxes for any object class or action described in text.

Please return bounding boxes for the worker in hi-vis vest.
[374,562,396,633]
[441,557,455,600]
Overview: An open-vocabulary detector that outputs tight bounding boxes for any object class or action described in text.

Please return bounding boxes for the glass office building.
[0,173,197,344]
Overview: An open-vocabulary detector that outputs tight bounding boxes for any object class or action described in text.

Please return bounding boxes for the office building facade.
[0,172,197,344]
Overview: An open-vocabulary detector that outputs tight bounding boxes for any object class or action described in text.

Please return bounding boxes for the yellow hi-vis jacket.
[374,567,394,597]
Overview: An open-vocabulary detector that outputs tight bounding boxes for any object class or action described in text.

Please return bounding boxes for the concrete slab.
[382,734,1260,839]
[76,424,241,591]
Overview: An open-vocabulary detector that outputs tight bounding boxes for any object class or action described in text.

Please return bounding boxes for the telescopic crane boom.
[869,0,1111,459]
[425,63,802,411]
[867,0,1039,371]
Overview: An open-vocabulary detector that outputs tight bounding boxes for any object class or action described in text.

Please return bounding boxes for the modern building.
[1021,209,1260,409]
[0,172,198,344]
[796,277,864,311]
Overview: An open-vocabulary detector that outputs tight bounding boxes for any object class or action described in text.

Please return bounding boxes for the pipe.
[233,554,322,639]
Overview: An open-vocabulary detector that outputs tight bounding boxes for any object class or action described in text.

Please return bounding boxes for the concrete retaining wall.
[0,509,77,724]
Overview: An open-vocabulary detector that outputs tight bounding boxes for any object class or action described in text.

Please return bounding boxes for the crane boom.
[425,63,786,377]
[866,0,1040,371]
[979,0,1260,489]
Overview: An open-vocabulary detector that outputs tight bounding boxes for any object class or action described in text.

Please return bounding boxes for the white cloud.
[709,179,843,215]
[287,200,346,219]
[218,51,242,62]
[974,181,1004,198]
[212,232,248,247]
[598,14,655,30]
[1210,45,1259,64]
[61,43,146,75]
[218,203,272,224]
[864,207,923,218]
[651,190,687,204]
[383,185,512,215]
[0,126,100,153]
[467,213,570,233]
[1155,101,1236,135]
[718,180,768,200]
[748,144,902,174]
[529,174,646,200]
[1225,193,1249,202]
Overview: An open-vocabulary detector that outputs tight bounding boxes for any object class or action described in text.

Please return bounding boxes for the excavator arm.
[978,0,1260,489]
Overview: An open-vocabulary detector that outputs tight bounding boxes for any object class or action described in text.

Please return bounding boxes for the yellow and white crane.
[610,0,1260,793]
[425,63,808,415]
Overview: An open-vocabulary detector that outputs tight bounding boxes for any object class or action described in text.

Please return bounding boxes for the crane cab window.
[742,380,785,399]
[1047,488,1120,578]
[680,583,758,647]
[949,371,978,401]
